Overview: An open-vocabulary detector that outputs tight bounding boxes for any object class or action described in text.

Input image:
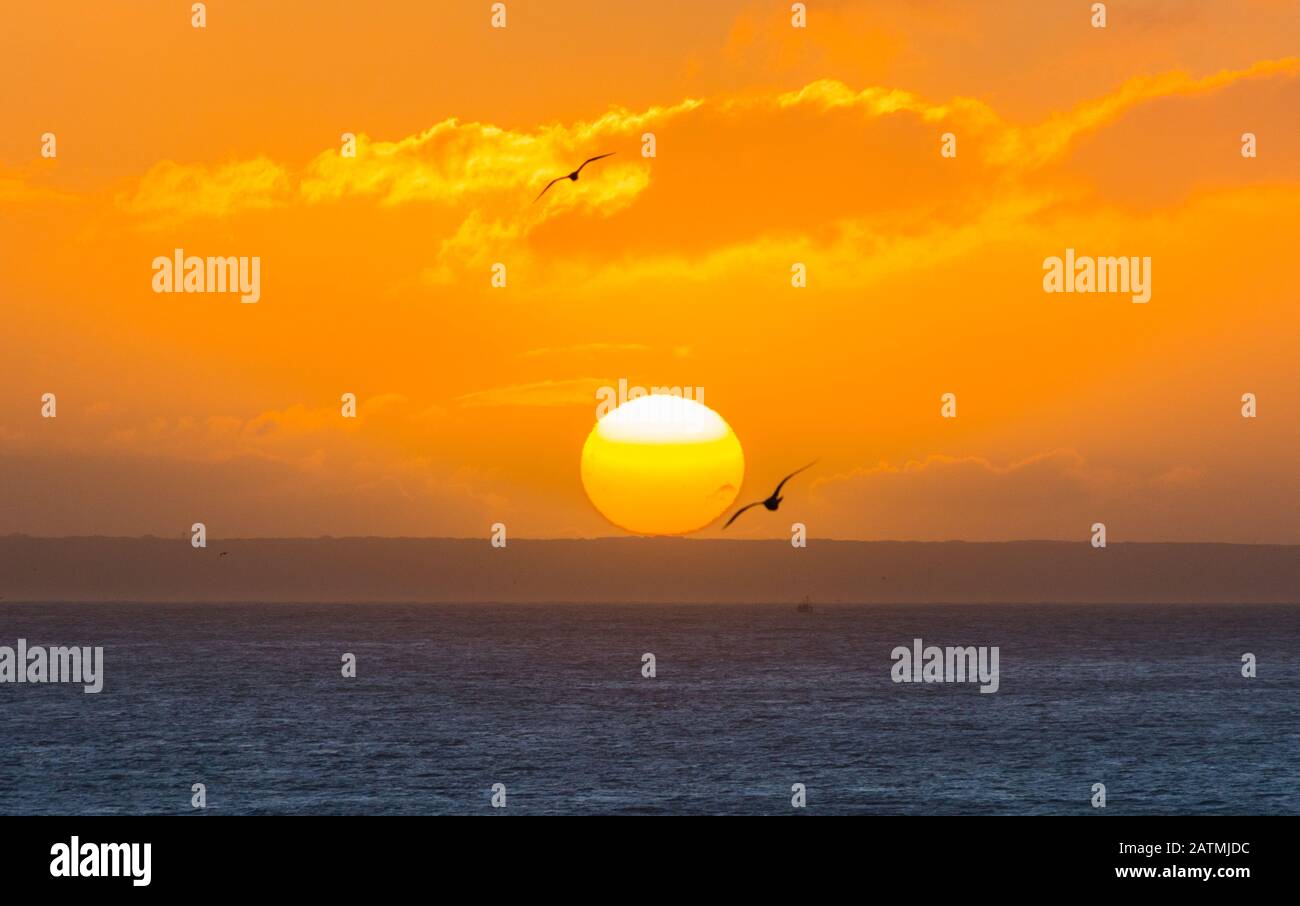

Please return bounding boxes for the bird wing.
[575,152,615,174]
[534,177,565,202]
[722,500,765,529]
[772,460,818,497]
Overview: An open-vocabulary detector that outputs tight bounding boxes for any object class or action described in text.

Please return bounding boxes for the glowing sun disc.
[581,395,744,535]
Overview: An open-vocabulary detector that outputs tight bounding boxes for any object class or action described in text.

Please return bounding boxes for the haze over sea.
[2,602,1297,815]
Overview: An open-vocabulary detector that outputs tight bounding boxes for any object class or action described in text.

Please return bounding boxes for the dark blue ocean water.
[1,603,1296,815]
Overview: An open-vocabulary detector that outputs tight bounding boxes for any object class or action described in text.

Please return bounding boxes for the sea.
[1,603,1297,815]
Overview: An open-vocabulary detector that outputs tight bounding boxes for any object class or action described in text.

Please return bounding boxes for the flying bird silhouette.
[722,461,817,529]
[534,152,615,202]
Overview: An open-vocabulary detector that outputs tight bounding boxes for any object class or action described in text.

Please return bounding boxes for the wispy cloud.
[455,378,611,409]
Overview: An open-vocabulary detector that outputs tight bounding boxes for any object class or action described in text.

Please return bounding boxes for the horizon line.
[2,533,1296,547]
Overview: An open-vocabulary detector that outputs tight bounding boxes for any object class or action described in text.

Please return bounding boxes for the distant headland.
[2,536,1297,604]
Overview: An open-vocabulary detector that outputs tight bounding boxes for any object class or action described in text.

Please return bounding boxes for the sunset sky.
[2,0,1298,542]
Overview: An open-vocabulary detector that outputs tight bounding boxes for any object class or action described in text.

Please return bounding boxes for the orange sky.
[2,0,1298,542]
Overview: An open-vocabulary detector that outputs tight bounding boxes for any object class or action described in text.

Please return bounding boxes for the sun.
[581,395,744,535]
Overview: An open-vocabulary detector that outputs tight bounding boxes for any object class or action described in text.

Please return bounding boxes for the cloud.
[989,57,1300,166]
[5,396,438,470]
[299,104,692,208]
[772,78,987,125]
[118,158,290,220]
[782,450,1179,541]
[0,447,501,538]
[455,378,611,409]
[117,101,699,225]
[0,398,504,536]
[109,57,1298,223]
[521,343,652,358]
[10,34,1299,542]
[0,178,71,205]
[102,56,1300,292]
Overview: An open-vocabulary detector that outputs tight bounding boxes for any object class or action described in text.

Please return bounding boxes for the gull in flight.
[722,462,817,529]
[534,153,615,202]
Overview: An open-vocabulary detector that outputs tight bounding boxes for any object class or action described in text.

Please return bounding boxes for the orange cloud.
[990,56,1300,166]
[796,451,1179,541]
[455,379,611,409]
[119,158,291,220]
[3,3,1297,541]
